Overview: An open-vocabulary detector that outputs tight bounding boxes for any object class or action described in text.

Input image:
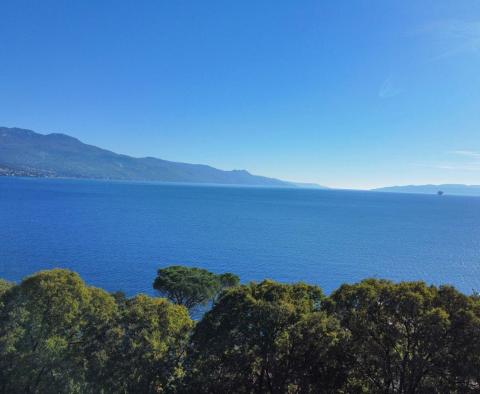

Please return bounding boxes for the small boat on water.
[437,190,444,196]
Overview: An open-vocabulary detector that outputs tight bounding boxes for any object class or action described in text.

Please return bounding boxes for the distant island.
[0,127,327,188]
[374,184,480,197]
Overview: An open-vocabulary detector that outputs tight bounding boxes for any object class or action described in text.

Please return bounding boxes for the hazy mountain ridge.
[374,184,480,197]
[0,127,294,186]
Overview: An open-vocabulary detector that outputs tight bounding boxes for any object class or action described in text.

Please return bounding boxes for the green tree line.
[1,267,479,393]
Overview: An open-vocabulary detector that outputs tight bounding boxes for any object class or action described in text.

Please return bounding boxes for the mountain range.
[3,127,478,195]
[0,127,320,187]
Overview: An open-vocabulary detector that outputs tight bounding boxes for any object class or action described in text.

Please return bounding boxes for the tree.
[329,279,456,393]
[109,294,193,393]
[0,279,14,311]
[183,280,349,393]
[2,268,480,393]
[0,269,194,394]
[153,265,239,311]
[0,279,13,297]
[0,269,118,394]
[433,285,480,392]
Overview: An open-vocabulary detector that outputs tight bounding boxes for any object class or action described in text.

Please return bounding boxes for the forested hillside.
[0,127,288,186]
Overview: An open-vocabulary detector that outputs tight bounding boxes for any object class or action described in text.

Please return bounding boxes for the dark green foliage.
[105,294,193,393]
[0,279,13,295]
[329,279,480,393]
[434,285,480,392]
[184,280,349,393]
[1,268,480,393]
[0,270,192,394]
[0,269,117,393]
[0,279,14,311]
[153,265,239,310]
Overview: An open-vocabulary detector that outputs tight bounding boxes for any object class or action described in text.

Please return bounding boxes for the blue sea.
[1,177,480,295]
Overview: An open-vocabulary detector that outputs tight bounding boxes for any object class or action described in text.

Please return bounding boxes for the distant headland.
[374,184,480,197]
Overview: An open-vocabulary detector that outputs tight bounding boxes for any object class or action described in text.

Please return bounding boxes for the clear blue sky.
[1,1,480,188]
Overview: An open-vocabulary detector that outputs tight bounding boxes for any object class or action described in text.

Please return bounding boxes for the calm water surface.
[1,177,480,295]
